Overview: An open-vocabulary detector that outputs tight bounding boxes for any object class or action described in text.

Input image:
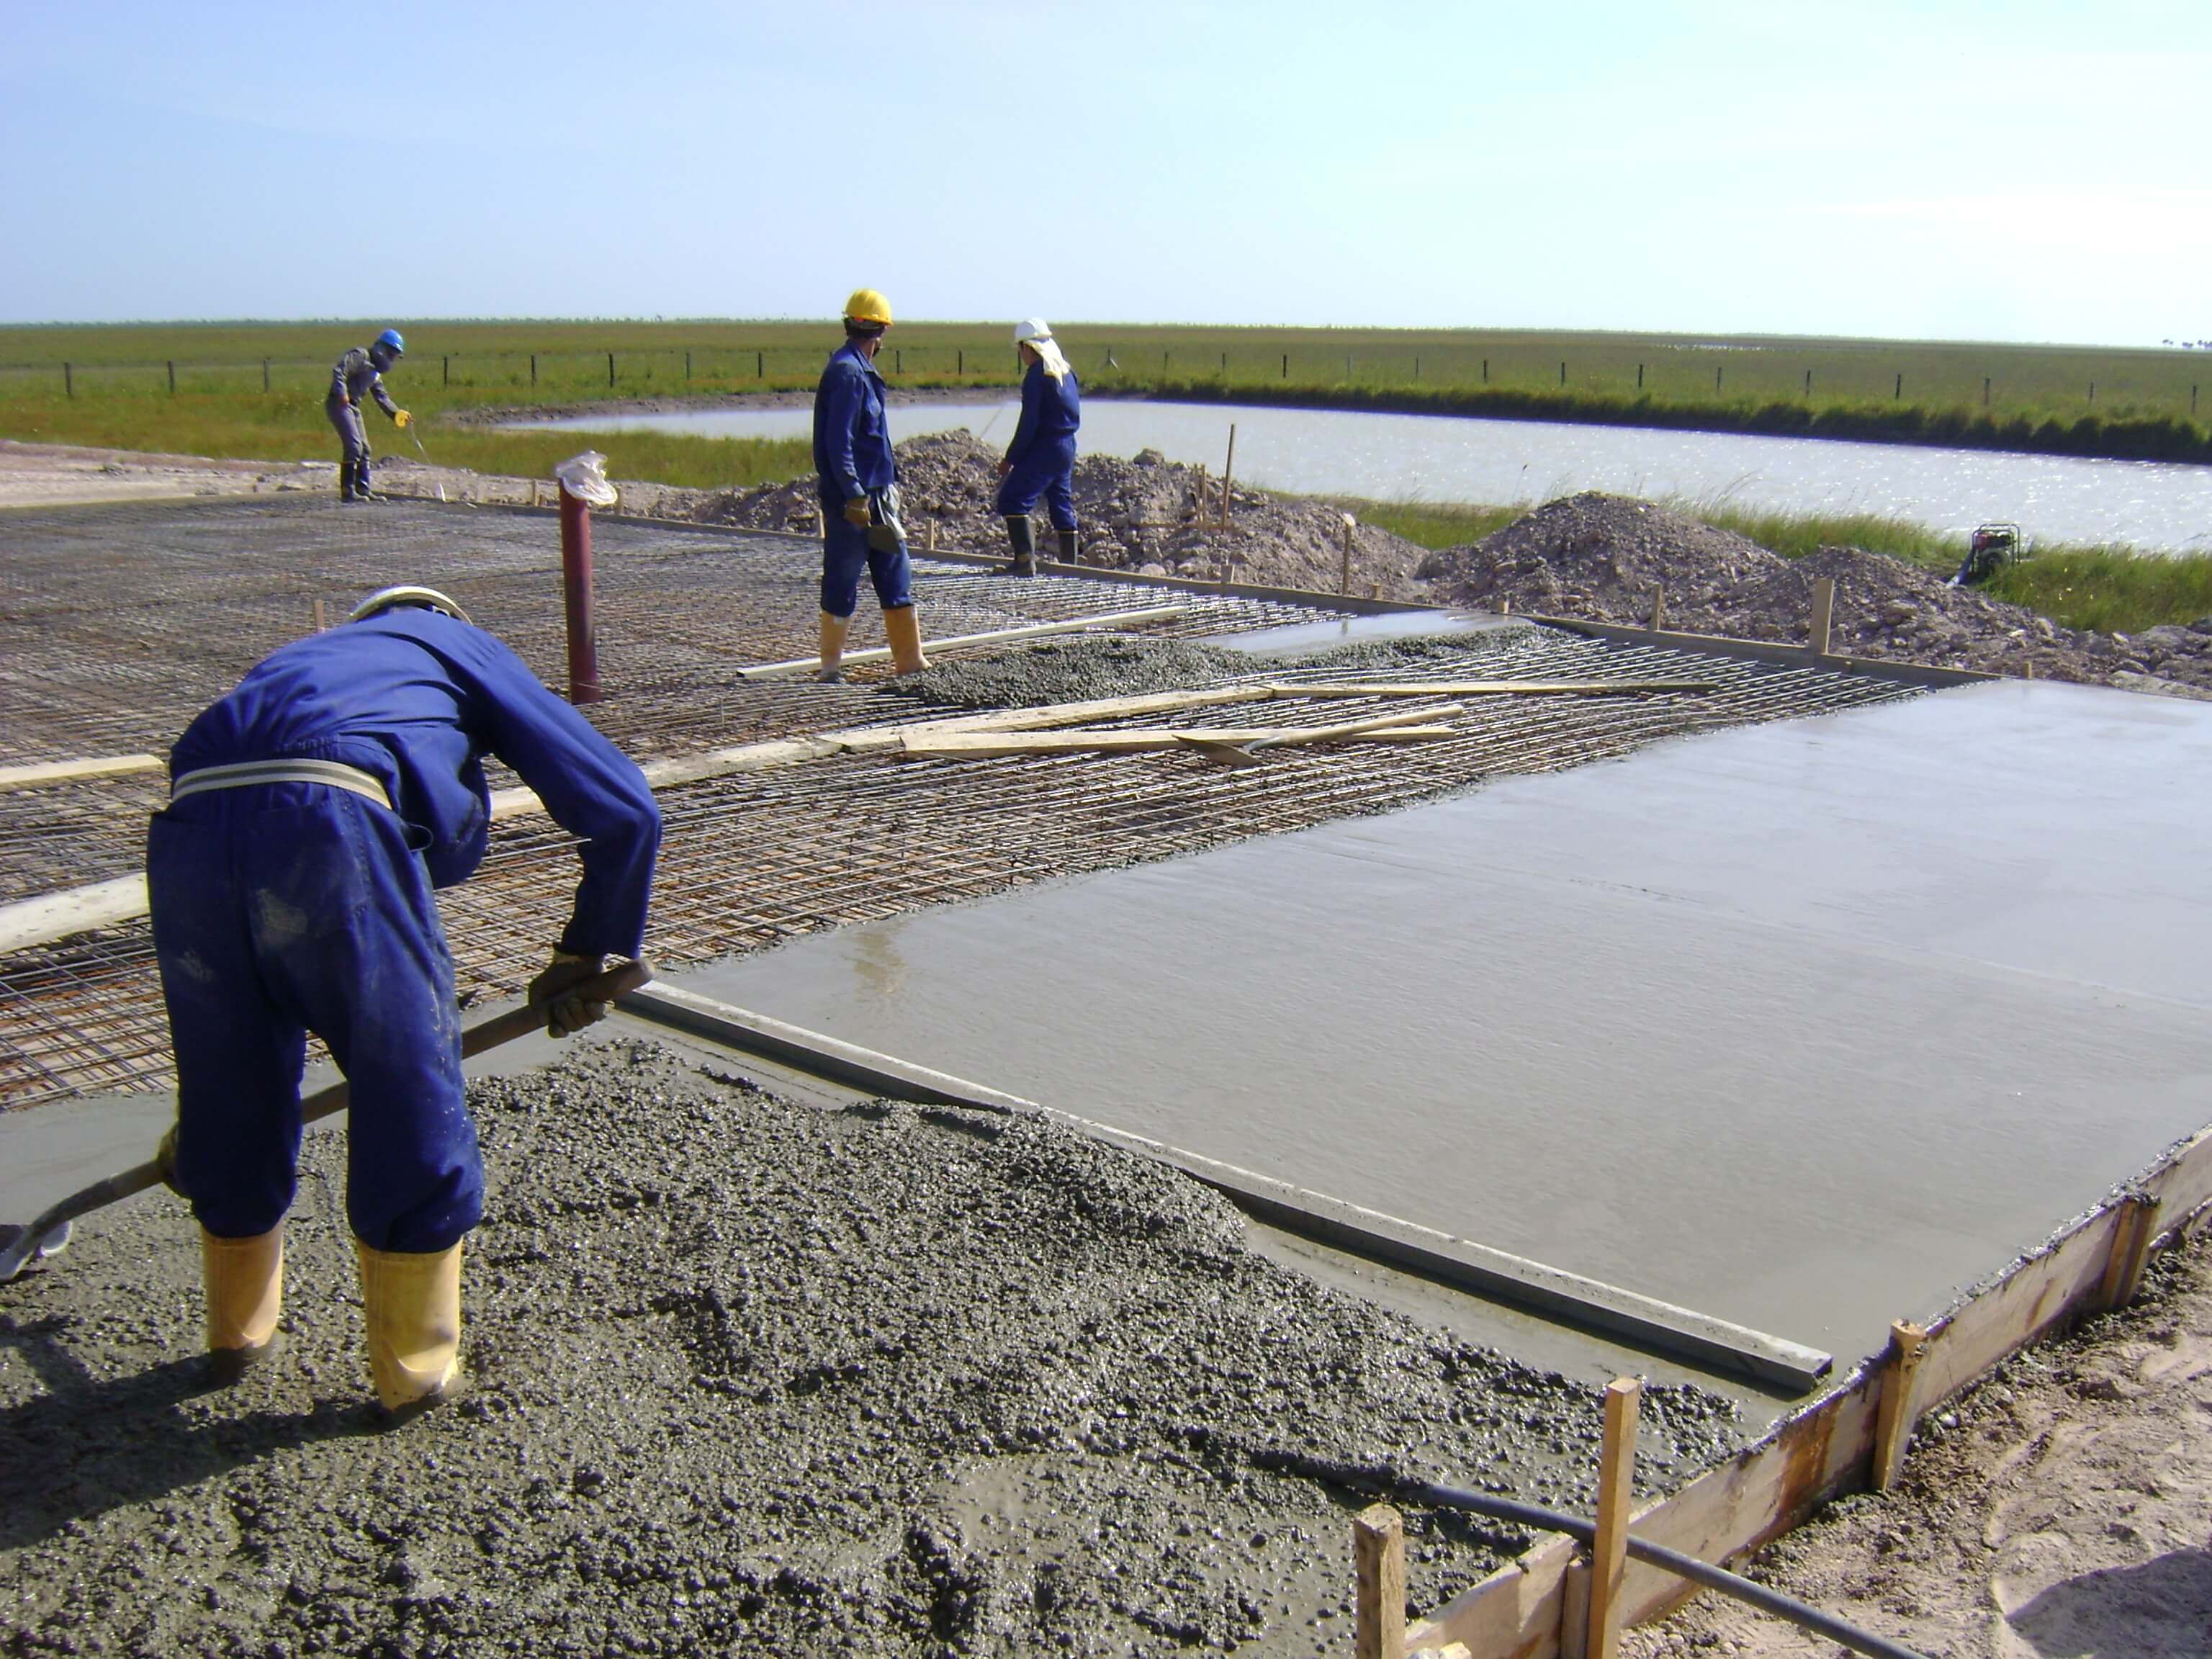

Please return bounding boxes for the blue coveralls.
[326,347,398,483]
[148,610,661,1254]
[994,359,1082,531]
[811,341,913,618]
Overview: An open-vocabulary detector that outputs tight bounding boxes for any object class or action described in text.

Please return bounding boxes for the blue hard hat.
[375,328,405,355]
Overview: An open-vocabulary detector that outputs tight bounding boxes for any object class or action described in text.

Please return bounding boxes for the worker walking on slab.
[811,289,930,681]
[326,329,412,504]
[147,585,660,1414]
[994,318,1082,576]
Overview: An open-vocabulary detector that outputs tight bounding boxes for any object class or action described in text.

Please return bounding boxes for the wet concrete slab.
[675,678,2212,1369]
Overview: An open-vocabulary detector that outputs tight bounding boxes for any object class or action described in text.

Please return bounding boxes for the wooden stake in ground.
[1587,1377,1642,1659]
[1808,576,1835,659]
[1354,1503,1406,1659]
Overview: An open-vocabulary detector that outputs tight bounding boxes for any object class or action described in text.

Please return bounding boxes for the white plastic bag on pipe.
[552,451,619,508]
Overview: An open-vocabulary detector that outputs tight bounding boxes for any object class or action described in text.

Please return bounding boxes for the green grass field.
[4,319,2208,632]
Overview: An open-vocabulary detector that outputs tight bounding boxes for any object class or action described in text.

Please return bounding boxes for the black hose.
[1237,1446,1931,1659]
[1406,1483,1932,1659]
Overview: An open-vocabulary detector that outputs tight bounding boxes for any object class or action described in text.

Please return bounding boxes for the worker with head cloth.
[811,289,930,681]
[994,319,1082,575]
[326,328,412,504]
[148,585,661,1413]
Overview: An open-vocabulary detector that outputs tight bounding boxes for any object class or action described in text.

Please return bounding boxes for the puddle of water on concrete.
[673,679,2212,1369]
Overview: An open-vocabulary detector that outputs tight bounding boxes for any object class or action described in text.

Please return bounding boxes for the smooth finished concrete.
[675,678,2212,1366]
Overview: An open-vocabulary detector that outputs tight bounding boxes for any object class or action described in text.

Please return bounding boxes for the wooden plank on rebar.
[1259,681,1716,698]
[736,606,1192,680]
[0,874,148,953]
[900,725,1456,758]
[0,755,163,792]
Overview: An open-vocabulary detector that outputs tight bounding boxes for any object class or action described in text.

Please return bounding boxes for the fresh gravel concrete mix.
[1,1040,1743,1657]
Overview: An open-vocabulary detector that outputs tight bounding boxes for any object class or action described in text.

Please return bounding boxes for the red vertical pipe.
[558,486,601,704]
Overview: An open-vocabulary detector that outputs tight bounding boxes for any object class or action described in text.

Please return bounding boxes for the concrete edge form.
[618,982,1833,1390]
[1527,613,2000,690]
[1403,1120,2212,1658]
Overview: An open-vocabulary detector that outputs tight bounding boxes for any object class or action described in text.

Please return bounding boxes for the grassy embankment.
[4,320,2208,631]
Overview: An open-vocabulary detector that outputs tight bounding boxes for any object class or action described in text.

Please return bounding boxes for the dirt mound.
[1,1040,1744,1656]
[1422,492,2212,695]
[1419,493,1785,619]
[694,431,1434,600]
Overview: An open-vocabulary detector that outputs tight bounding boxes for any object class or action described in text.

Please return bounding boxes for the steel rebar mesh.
[1,565,1914,1105]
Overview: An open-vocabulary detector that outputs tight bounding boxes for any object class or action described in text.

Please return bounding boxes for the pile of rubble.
[689,431,1433,600]
[1420,493,2212,696]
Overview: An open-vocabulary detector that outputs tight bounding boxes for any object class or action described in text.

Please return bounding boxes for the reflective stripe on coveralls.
[170,757,392,809]
[153,608,661,1253]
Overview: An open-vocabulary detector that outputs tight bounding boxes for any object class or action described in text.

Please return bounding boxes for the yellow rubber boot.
[884,604,931,676]
[355,1238,464,1413]
[817,611,851,683]
[202,1225,284,1384]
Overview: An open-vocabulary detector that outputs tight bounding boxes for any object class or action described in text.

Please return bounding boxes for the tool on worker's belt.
[864,484,907,553]
[0,959,653,1283]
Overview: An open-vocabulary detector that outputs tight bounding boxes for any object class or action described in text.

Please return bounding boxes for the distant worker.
[994,319,1082,576]
[327,328,412,504]
[149,585,661,1414]
[811,289,930,682]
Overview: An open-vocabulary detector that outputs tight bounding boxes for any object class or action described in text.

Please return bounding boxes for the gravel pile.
[1421,493,2212,696]
[2,1041,1743,1658]
[693,431,1434,600]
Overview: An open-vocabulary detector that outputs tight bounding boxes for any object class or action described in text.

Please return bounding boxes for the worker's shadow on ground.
[2008,1545,2212,1657]
[0,1313,371,1552]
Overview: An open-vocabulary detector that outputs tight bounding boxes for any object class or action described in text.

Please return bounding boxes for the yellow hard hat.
[843,288,893,327]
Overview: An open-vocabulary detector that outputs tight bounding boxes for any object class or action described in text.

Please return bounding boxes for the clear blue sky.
[5,1,2206,345]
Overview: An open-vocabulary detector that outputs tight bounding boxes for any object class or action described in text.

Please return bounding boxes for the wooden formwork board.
[1406,1117,2212,1658]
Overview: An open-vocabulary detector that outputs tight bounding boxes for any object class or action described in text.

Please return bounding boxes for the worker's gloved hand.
[154,1121,185,1196]
[527,950,609,1038]
[842,498,872,528]
[394,409,413,430]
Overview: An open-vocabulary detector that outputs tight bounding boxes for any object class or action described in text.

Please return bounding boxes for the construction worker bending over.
[811,289,930,682]
[148,585,660,1413]
[994,318,1082,576]
[327,328,412,503]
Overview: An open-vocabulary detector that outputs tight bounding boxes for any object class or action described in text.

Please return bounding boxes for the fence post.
[531,353,537,387]
[1895,372,1902,399]
[959,349,965,376]
[1282,353,1288,379]
[1340,513,1356,595]
[1984,376,1991,408]
[63,362,72,399]
[1352,1504,1406,1659]
[608,352,616,389]
[1560,360,1567,387]
[757,350,764,377]
[1587,1378,1642,1659]
[559,485,601,705]
[895,349,902,374]
[1804,369,1812,398]
[262,358,269,393]
[1636,363,1643,390]
[1807,577,1835,658]
[685,351,691,381]
[167,360,175,395]
[1482,358,1488,383]
[443,355,450,388]
[1714,364,1722,393]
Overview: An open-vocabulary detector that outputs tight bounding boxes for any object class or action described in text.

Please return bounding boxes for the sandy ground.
[1622,1228,2212,1659]
[0,439,331,508]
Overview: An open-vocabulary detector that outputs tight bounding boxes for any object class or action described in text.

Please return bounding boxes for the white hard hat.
[1013,318,1054,347]
[349,585,475,625]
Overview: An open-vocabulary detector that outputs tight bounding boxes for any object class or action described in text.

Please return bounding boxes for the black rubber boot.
[340,460,359,502]
[1056,528,1079,567]
[1002,516,1037,577]
[354,457,380,502]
